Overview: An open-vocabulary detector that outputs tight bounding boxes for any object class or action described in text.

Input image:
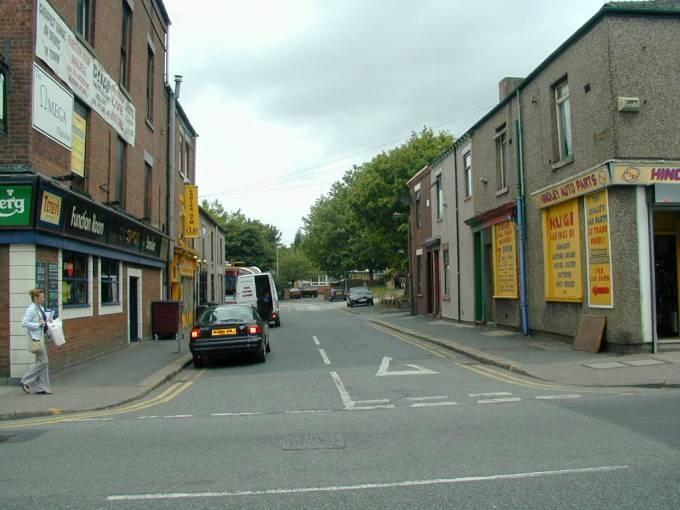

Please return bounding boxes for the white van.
[236,272,281,327]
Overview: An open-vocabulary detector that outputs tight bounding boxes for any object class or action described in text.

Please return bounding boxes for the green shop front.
[0,175,170,380]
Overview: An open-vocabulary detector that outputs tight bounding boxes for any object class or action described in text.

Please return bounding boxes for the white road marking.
[376,356,438,376]
[138,416,160,420]
[319,349,331,365]
[406,396,447,401]
[411,402,458,408]
[313,335,320,346]
[468,392,513,397]
[535,394,582,400]
[330,371,354,410]
[210,412,262,417]
[163,415,192,418]
[107,465,629,501]
[284,410,333,414]
[356,399,391,404]
[478,398,522,404]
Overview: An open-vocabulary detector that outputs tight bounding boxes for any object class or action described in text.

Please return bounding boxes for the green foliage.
[302,127,454,276]
[275,247,318,288]
[201,200,282,271]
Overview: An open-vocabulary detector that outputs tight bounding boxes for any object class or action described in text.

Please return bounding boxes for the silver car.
[347,287,374,307]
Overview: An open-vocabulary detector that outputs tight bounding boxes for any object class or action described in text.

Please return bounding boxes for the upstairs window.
[495,125,508,190]
[415,189,422,229]
[146,45,155,122]
[463,151,472,198]
[113,137,126,205]
[144,162,152,220]
[120,1,132,90]
[0,62,7,136]
[443,249,450,295]
[555,80,573,161]
[435,173,443,220]
[76,0,92,44]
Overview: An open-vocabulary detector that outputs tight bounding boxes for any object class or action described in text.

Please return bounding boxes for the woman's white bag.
[47,319,66,346]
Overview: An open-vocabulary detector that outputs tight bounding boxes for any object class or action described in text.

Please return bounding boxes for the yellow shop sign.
[612,162,680,185]
[532,165,610,208]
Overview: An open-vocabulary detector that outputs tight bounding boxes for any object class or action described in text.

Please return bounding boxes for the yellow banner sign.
[183,185,199,238]
[492,220,518,299]
[585,190,613,308]
[533,166,610,208]
[542,199,583,302]
[40,190,62,225]
[612,162,680,185]
[70,112,87,177]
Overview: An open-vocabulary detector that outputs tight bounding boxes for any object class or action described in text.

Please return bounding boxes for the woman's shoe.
[21,384,30,394]
[36,390,53,395]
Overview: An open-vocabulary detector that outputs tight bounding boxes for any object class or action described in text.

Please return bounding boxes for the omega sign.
[32,64,73,150]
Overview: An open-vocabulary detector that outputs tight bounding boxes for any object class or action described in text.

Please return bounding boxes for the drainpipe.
[167,75,182,299]
[515,90,529,336]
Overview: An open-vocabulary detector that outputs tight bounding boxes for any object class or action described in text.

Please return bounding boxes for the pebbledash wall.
[0,0,174,380]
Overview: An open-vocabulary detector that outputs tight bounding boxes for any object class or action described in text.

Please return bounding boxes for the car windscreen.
[199,306,253,324]
[350,288,370,294]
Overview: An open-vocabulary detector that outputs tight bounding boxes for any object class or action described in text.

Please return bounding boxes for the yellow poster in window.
[183,185,199,238]
[492,220,518,299]
[585,190,613,307]
[71,112,86,177]
[542,199,583,302]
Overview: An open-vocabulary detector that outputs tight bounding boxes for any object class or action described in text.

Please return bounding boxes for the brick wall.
[0,246,9,378]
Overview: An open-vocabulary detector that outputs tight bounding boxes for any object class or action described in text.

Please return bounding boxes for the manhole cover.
[281,434,347,450]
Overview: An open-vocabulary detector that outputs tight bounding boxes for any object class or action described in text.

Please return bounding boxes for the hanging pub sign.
[492,220,518,299]
[183,184,199,238]
[584,190,613,308]
[542,198,583,302]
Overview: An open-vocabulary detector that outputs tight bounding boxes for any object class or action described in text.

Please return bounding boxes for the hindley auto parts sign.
[0,185,33,227]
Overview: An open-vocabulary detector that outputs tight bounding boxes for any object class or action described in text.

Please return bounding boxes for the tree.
[276,247,317,289]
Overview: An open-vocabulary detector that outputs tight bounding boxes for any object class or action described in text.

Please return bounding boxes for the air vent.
[618,97,640,113]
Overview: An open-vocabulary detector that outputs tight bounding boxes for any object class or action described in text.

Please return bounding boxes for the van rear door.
[236,275,257,305]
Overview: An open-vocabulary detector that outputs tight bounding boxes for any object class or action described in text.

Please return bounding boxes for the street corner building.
[407,1,680,353]
[0,0,201,381]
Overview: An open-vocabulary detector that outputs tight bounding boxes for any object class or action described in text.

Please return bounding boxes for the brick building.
[0,0,188,380]
[406,166,434,316]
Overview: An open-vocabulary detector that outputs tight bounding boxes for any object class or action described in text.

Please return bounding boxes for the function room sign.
[492,220,518,299]
[542,199,583,302]
[585,190,613,308]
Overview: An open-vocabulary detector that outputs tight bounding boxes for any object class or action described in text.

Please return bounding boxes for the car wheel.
[266,337,271,353]
[256,341,267,363]
[192,355,204,369]
[275,318,281,327]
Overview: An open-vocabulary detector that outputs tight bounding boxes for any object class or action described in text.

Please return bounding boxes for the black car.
[190,304,270,367]
[329,287,347,301]
[347,287,374,307]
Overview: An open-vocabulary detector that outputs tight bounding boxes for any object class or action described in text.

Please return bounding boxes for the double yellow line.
[0,372,201,430]
[370,324,450,359]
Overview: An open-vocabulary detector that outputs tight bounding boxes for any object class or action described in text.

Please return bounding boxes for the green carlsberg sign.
[0,185,33,226]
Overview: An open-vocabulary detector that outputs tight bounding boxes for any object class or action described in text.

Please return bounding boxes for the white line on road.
[410,402,458,408]
[319,349,331,365]
[356,399,391,404]
[313,335,320,346]
[64,417,115,422]
[468,392,513,397]
[406,396,448,401]
[107,465,629,501]
[478,398,522,404]
[330,371,354,410]
[535,394,582,400]
[163,415,193,418]
[284,410,334,414]
[210,412,262,417]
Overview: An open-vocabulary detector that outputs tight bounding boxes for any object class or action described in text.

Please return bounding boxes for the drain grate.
[281,434,347,450]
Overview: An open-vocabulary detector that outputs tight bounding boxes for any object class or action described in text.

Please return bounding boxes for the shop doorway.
[426,251,434,314]
[653,211,680,339]
[129,276,139,341]
[432,249,440,317]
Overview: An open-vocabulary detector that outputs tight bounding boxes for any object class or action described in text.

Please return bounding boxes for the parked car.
[288,287,302,299]
[347,287,374,307]
[329,287,347,301]
[299,284,319,298]
[190,304,270,368]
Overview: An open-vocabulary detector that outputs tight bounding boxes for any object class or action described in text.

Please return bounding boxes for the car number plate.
[212,328,237,336]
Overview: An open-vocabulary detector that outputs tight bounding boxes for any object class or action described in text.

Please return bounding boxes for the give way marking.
[376,356,438,376]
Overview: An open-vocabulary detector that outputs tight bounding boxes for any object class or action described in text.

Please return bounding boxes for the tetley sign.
[0,185,33,227]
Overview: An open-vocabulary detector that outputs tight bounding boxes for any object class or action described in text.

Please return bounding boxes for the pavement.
[0,331,192,421]
[2,304,680,422]
[367,306,680,388]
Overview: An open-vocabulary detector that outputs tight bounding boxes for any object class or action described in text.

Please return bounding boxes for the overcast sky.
[163,0,606,245]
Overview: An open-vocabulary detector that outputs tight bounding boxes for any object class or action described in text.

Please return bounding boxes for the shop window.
[63,251,89,306]
[101,258,120,304]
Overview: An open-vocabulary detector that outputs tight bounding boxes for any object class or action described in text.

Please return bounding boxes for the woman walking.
[20,288,52,395]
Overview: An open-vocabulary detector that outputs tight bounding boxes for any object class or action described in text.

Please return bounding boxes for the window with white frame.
[463,151,472,198]
[63,251,89,306]
[555,80,573,160]
[76,0,92,44]
[101,258,120,304]
[435,173,443,220]
[495,125,508,190]
[120,1,132,90]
